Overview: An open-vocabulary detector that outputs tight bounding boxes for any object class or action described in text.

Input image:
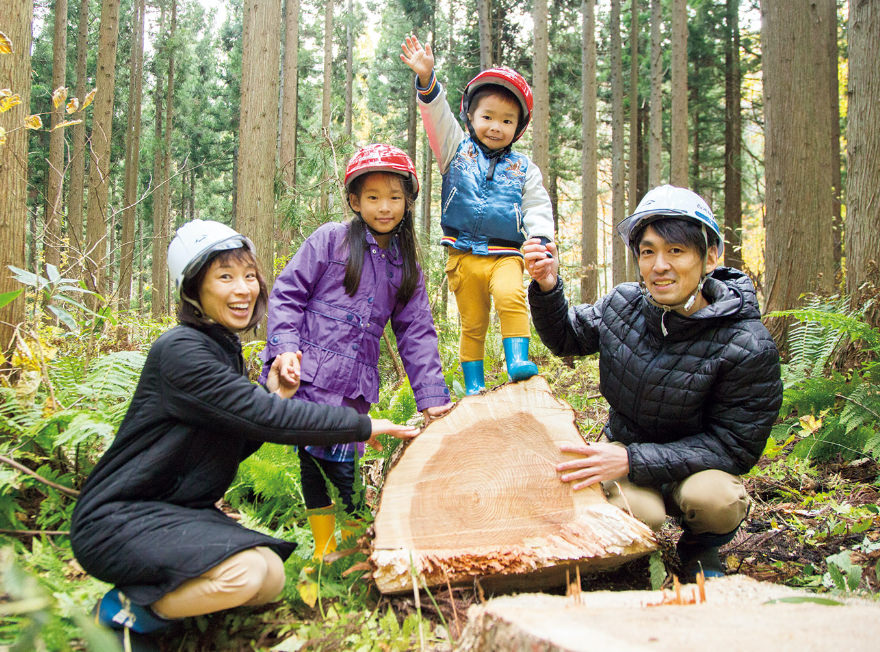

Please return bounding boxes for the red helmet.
[344,144,419,198]
[460,67,533,142]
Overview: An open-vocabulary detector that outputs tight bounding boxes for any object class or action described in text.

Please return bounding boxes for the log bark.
[371,376,656,594]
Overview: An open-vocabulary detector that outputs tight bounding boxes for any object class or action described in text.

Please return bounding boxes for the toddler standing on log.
[401,35,555,395]
[260,144,452,561]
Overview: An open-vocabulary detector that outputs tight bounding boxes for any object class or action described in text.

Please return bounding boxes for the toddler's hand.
[523,238,559,293]
[422,402,452,425]
[367,418,421,451]
[400,34,435,88]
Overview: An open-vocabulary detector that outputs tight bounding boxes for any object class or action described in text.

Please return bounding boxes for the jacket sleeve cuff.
[262,333,302,362]
[414,384,452,411]
[356,414,373,441]
[415,72,441,104]
[528,275,563,299]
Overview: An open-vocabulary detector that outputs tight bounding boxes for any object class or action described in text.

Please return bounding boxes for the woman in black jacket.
[71,220,419,640]
[523,185,782,582]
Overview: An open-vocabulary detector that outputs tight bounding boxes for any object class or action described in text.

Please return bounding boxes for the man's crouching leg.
[672,470,749,581]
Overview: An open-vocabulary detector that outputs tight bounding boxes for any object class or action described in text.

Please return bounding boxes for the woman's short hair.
[177,247,268,331]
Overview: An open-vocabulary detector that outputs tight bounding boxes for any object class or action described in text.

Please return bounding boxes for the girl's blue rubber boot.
[503,337,538,381]
[95,588,172,634]
[461,360,486,395]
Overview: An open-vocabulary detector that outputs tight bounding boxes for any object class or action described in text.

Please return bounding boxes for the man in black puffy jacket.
[523,185,782,581]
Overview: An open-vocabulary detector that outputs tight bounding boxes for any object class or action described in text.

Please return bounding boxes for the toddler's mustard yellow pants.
[445,250,530,362]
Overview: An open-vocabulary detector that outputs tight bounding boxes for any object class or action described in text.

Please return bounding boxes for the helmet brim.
[616,210,724,257]
[180,235,255,285]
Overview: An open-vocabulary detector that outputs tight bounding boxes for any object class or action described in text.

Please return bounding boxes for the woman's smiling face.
[198,254,260,331]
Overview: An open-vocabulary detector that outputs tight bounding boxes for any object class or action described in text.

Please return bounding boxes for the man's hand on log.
[556,442,630,490]
[523,238,559,292]
[367,419,421,451]
[422,402,452,426]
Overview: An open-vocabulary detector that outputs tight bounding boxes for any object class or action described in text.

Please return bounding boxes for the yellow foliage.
[0,93,22,113]
[10,336,57,372]
[0,32,12,54]
[81,88,97,111]
[0,126,5,146]
[297,574,319,608]
[24,114,42,130]
[798,413,824,437]
[52,86,68,109]
[66,97,80,114]
[51,119,82,131]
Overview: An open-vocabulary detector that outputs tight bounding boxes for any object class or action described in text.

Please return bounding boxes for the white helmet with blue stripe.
[616,185,724,257]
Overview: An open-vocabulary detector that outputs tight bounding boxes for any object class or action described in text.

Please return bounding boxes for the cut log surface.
[371,376,656,594]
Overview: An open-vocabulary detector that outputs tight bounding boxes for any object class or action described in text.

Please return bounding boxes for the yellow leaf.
[24,114,42,130]
[0,94,22,113]
[51,119,82,131]
[297,576,318,608]
[52,86,68,109]
[0,32,13,55]
[0,126,6,147]
[66,97,80,114]
[80,88,97,112]
[798,414,823,437]
[0,88,12,97]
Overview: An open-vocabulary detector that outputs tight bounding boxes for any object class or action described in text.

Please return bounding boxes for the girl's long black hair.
[343,173,421,304]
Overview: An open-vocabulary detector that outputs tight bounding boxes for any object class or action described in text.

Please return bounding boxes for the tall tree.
[45,0,68,270]
[723,0,743,270]
[648,0,662,187]
[670,0,688,185]
[845,0,880,310]
[237,0,282,319]
[84,0,121,299]
[628,0,640,213]
[581,0,598,303]
[533,0,550,228]
[280,0,300,190]
[344,0,353,139]
[611,0,627,284]
[151,3,168,320]
[67,0,90,265]
[828,0,842,273]
[119,0,145,312]
[0,0,33,356]
[478,0,493,69]
[320,0,333,214]
[762,0,835,326]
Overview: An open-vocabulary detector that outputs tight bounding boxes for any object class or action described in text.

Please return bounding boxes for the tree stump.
[371,376,657,594]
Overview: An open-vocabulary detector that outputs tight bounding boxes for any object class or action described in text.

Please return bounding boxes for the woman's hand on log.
[422,402,452,425]
[367,418,421,451]
[523,238,559,292]
[556,442,630,491]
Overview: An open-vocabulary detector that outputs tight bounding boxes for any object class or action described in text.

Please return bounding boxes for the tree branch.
[0,454,79,498]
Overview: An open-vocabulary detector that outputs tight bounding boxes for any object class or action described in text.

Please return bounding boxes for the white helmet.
[616,185,724,257]
[167,219,255,293]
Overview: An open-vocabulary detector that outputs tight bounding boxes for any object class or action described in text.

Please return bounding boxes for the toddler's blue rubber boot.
[461,360,486,395]
[503,337,538,381]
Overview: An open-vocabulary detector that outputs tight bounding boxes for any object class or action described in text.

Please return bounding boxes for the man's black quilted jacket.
[528,267,783,487]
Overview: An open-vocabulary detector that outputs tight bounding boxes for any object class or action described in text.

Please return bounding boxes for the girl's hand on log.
[523,238,559,292]
[367,418,421,451]
[556,442,629,491]
[422,402,453,425]
[400,34,435,88]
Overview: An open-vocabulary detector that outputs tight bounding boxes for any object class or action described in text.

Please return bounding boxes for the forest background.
[1,0,880,650]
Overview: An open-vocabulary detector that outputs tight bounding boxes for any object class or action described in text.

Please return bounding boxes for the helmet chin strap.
[635,224,710,337]
[181,291,214,323]
[358,212,407,239]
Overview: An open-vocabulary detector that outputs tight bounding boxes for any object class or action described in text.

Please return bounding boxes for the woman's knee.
[243,548,286,606]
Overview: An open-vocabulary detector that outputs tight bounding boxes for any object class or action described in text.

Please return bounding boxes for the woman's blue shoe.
[95,588,172,634]
[461,360,486,395]
[503,337,538,381]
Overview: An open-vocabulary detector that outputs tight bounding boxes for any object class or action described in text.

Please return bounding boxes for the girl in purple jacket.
[261,144,452,560]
